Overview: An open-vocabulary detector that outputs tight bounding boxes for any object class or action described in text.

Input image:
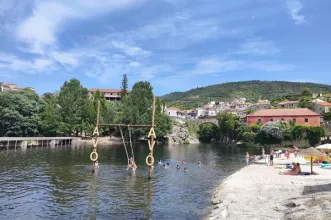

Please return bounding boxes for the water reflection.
[0,143,257,219]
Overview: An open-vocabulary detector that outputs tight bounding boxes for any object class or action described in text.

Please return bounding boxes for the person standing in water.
[198,162,201,168]
[245,152,250,166]
[270,148,275,166]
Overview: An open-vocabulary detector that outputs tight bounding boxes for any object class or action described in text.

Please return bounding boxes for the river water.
[0,143,259,220]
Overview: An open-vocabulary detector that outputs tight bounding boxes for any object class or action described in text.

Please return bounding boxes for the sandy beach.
[209,156,331,220]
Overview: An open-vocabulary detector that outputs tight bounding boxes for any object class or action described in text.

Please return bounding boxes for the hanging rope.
[119,126,130,164]
[128,125,134,161]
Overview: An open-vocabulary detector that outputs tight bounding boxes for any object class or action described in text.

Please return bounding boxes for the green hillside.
[160,80,331,110]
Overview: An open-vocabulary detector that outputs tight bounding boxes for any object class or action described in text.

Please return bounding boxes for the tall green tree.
[120,74,129,99]
[57,79,90,136]
[301,87,312,97]
[198,123,219,142]
[0,90,43,137]
[40,94,62,136]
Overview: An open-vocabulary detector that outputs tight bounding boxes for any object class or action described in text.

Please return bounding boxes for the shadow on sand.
[302,183,331,195]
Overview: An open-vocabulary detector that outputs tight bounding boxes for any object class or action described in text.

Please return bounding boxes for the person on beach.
[293,145,298,158]
[245,152,250,166]
[270,148,275,166]
[262,148,265,157]
[279,163,301,175]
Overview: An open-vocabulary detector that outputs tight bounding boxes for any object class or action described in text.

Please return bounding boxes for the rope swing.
[119,126,130,164]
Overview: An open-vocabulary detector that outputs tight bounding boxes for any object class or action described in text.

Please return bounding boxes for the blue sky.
[0,0,330,95]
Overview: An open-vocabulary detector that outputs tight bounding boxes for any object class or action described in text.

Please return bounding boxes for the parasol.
[301,147,331,173]
[316,144,331,150]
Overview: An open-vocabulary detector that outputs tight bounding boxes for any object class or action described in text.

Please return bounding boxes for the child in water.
[94,160,99,169]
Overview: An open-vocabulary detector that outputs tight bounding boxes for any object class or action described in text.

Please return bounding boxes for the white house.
[166,107,186,122]
[205,109,216,117]
[197,108,205,118]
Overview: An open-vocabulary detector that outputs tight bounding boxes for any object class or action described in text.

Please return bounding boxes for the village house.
[1,83,35,92]
[88,88,129,102]
[246,108,320,126]
[277,101,299,109]
[166,107,186,122]
[252,100,271,110]
[312,102,331,114]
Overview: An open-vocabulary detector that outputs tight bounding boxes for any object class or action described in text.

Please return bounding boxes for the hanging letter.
[148,128,156,139]
[148,139,155,151]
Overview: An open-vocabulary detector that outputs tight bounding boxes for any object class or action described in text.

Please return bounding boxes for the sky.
[0,0,330,95]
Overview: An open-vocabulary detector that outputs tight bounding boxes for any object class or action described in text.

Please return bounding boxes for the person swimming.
[184,167,187,172]
[163,164,167,168]
[176,165,180,170]
[94,160,99,169]
[158,160,162,165]
[167,163,170,166]
[198,161,201,167]
[182,160,186,164]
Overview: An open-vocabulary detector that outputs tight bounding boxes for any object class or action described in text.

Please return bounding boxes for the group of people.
[158,159,202,172]
[279,162,302,175]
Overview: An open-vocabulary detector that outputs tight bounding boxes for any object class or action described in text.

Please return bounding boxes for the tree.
[0,90,43,137]
[154,98,172,139]
[198,123,219,143]
[120,74,128,99]
[57,79,90,136]
[40,94,62,136]
[217,112,240,141]
[324,112,331,121]
[301,87,312,97]
[298,97,312,109]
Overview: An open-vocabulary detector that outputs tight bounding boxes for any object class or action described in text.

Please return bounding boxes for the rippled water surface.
[0,143,255,219]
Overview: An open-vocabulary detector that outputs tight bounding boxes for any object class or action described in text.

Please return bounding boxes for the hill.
[160,80,331,110]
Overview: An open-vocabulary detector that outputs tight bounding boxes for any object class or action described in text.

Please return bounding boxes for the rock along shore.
[209,156,331,220]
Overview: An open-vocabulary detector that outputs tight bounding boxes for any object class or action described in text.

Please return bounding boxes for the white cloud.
[0,53,54,73]
[236,39,279,55]
[286,0,305,24]
[112,41,151,57]
[52,51,80,66]
[16,0,146,54]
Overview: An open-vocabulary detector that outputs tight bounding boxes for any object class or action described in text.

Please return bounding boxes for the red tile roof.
[88,88,130,93]
[247,108,319,117]
[167,107,181,111]
[316,102,331,107]
[323,94,331,98]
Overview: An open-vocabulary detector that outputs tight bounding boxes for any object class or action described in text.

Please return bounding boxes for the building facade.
[312,102,331,114]
[1,83,35,92]
[246,108,320,126]
[166,107,186,122]
[88,89,129,102]
[277,101,299,109]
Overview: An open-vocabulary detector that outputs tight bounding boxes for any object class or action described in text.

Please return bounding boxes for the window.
[281,118,284,121]
[258,118,262,123]
[293,119,296,123]
[270,118,273,122]
[305,118,309,123]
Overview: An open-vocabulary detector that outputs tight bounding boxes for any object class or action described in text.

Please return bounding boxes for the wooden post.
[15,140,17,150]
[148,95,156,180]
[92,101,101,173]
[7,140,9,150]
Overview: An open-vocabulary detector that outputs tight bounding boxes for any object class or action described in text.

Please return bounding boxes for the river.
[0,143,260,219]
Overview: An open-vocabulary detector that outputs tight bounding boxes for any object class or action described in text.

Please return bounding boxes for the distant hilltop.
[160,80,331,110]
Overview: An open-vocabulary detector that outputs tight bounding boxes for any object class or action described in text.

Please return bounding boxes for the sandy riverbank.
[209,156,331,220]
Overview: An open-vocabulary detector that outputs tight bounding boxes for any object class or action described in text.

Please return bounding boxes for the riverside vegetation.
[0,75,172,140]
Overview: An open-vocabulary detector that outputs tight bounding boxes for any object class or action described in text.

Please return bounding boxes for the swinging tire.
[146,154,154,166]
[90,151,98,162]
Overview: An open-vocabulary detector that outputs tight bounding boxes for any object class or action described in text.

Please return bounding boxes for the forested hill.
[160,80,331,109]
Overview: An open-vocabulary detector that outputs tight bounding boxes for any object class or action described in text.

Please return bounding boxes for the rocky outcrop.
[167,123,199,144]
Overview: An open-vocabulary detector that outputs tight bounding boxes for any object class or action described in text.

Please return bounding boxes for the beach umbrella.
[301,147,331,173]
[316,144,331,150]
